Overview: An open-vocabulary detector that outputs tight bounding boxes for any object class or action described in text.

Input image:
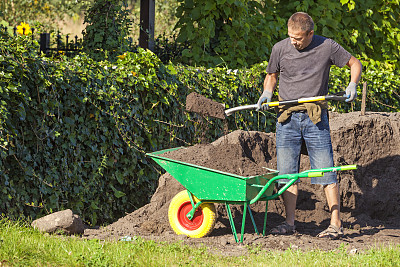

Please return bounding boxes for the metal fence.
[1,25,184,63]
[1,25,81,56]
[39,33,81,56]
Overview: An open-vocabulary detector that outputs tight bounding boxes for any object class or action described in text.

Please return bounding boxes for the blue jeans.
[276,109,337,185]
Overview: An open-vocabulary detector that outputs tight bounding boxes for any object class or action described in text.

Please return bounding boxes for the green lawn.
[0,218,399,266]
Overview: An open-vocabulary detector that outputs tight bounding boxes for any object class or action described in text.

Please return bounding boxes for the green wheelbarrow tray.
[146,147,357,243]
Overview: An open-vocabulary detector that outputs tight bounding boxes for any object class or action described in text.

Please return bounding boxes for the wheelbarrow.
[146,147,356,243]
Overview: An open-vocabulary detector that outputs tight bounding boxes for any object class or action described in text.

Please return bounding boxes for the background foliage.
[174,0,400,68]
[273,0,400,64]
[128,0,179,44]
[0,0,87,33]
[82,0,133,61]
[174,0,286,67]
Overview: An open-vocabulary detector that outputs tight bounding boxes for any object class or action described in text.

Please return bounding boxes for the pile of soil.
[160,130,275,177]
[84,111,400,255]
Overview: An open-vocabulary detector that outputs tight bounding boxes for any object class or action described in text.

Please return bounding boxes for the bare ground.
[83,111,400,255]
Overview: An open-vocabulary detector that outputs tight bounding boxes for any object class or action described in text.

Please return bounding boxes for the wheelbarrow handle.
[249,171,324,205]
[301,164,357,174]
[249,164,357,205]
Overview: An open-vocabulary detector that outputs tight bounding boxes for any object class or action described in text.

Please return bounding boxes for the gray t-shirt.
[266,35,351,100]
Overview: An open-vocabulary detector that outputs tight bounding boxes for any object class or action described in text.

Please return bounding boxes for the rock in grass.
[31,209,85,235]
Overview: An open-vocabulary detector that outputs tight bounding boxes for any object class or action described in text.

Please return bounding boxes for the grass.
[1,218,400,266]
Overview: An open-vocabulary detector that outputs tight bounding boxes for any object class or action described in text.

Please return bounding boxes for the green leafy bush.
[174,0,400,68]
[174,0,286,68]
[82,0,133,61]
[0,33,191,224]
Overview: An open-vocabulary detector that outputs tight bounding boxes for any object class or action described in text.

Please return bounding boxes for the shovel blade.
[186,92,226,119]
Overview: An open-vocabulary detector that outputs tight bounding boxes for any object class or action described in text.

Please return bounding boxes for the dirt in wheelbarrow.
[83,111,400,256]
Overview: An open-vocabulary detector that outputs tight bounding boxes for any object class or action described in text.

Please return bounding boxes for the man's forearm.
[263,72,278,93]
[348,56,362,84]
[350,63,362,84]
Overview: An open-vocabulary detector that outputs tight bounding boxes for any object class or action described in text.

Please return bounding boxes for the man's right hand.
[256,90,273,111]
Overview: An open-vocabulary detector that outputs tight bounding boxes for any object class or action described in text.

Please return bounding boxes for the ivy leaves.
[174,0,400,69]
[175,0,284,68]
[82,0,133,62]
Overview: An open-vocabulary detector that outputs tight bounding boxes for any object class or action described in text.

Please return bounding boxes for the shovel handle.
[224,104,258,116]
[224,92,348,116]
[266,94,348,107]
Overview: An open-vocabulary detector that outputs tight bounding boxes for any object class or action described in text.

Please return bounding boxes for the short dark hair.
[288,12,314,32]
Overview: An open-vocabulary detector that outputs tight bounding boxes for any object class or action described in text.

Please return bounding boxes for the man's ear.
[308,30,314,37]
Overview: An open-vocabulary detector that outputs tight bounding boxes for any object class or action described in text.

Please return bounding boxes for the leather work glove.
[345,81,357,102]
[256,90,273,111]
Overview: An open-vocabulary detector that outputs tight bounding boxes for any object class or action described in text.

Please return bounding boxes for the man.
[257,12,362,239]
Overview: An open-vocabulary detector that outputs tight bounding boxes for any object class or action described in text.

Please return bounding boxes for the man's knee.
[323,183,340,197]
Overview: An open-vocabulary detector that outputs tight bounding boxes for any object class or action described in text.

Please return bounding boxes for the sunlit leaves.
[174,0,283,68]
[82,0,133,62]
[174,0,400,69]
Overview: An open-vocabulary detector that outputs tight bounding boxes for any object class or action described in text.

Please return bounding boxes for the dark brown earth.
[83,111,400,255]
[185,92,226,119]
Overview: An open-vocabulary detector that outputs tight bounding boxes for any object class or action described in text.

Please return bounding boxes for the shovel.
[186,91,347,119]
[225,92,347,117]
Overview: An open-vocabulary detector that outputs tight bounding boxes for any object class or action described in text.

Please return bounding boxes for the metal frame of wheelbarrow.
[146,147,357,243]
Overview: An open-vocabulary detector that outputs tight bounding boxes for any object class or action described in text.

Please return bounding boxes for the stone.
[31,209,85,235]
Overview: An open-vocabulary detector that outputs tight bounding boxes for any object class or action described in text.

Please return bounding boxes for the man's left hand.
[256,90,272,111]
[345,82,357,102]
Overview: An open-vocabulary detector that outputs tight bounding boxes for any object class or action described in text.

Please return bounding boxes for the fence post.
[56,33,61,51]
[139,0,155,51]
[361,82,367,115]
[40,33,50,55]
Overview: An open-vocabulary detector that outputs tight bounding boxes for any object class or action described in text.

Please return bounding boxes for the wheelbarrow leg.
[240,203,248,243]
[247,205,259,235]
[263,200,269,236]
[225,203,239,243]
[227,203,258,243]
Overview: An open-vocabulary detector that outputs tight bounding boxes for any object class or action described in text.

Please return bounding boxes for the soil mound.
[160,130,276,176]
[84,111,400,253]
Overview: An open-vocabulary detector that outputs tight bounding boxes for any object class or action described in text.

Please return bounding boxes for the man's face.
[288,27,314,50]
